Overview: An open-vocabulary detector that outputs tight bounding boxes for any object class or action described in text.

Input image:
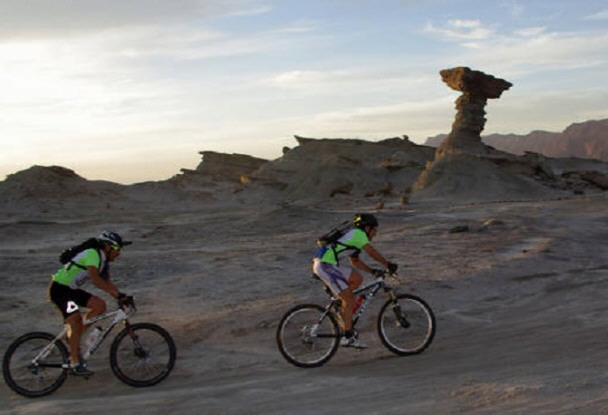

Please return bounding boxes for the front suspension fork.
[386,290,410,328]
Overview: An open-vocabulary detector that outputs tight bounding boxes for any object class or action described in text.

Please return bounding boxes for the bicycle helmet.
[353,213,378,229]
[97,231,132,248]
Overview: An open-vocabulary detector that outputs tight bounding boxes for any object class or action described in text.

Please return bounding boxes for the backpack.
[59,238,103,271]
[316,219,364,266]
[317,220,354,248]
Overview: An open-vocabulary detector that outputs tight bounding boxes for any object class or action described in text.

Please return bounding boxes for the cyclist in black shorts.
[48,231,132,376]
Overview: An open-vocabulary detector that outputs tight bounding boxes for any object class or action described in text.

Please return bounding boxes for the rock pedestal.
[436,67,512,157]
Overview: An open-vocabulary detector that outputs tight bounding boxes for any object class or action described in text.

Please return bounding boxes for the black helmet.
[354,213,378,229]
[98,231,132,248]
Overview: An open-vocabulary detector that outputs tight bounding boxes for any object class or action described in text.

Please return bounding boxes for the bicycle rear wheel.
[3,332,69,397]
[377,294,436,356]
[276,303,340,368]
[110,322,176,387]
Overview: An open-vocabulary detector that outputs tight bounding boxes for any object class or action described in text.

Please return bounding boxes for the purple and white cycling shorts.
[312,259,352,295]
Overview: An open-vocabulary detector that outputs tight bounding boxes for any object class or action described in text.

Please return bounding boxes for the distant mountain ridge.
[425,118,608,161]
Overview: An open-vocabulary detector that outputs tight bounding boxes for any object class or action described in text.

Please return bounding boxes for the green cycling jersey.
[52,248,106,289]
[317,228,369,265]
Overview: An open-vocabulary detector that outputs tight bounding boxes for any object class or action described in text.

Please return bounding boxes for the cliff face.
[183,151,268,182]
[426,119,608,161]
[484,119,608,161]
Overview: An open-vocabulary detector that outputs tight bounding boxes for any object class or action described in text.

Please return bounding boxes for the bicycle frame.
[82,307,133,359]
[316,273,400,332]
[31,306,135,368]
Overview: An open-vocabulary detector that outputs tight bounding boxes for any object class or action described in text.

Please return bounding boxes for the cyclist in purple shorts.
[313,213,397,348]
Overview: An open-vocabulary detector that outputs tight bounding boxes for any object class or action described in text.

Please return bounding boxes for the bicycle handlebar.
[117,297,137,315]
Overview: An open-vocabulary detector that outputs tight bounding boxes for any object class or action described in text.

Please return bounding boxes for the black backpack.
[317,220,354,248]
[59,238,103,270]
[316,220,362,266]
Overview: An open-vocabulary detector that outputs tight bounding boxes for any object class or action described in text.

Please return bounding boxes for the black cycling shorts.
[49,281,92,319]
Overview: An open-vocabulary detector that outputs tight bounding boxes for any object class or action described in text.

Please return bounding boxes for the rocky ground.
[1,187,607,413]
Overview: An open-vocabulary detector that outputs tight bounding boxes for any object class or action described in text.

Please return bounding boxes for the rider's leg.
[83,295,106,331]
[338,288,355,333]
[48,282,90,365]
[349,269,363,290]
[339,270,363,333]
[65,313,84,366]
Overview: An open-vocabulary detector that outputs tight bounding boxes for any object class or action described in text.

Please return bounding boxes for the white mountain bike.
[3,300,176,397]
[276,270,436,368]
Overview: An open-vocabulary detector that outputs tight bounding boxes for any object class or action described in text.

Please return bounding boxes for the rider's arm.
[88,266,121,299]
[349,255,374,273]
[363,244,389,268]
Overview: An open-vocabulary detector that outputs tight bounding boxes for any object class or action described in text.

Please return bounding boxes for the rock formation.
[413,67,565,202]
[436,67,512,157]
[1,165,123,199]
[249,136,435,201]
[181,151,268,182]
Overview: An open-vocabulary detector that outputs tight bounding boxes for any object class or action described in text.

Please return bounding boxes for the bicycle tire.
[109,322,176,387]
[3,332,69,398]
[377,294,436,356]
[276,303,340,368]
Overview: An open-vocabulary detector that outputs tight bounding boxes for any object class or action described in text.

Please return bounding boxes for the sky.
[1,0,607,184]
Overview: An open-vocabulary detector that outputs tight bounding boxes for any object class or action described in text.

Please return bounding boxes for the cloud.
[514,26,546,37]
[0,0,270,40]
[423,19,494,41]
[268,70,356,89]
[267,68,434,91]
[468,30,608,74]
[421,15,608,76]
[583,9,608,20]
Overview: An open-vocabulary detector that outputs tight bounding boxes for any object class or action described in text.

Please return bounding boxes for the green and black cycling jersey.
[52,248,108,289]
[315,228,370,265]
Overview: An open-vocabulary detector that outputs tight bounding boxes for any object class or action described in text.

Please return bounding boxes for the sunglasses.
[111,245,122,252]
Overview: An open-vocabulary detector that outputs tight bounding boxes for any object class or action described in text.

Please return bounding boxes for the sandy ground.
[1,193,608,414]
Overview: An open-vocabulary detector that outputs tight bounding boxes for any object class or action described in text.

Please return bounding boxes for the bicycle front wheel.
[110,322,176,387]
[276,303,340,368]
[3,332,69,398]
[377,294,436,356]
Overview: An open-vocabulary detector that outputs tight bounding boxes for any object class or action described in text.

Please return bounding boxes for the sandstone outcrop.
[436,67,512,157]
[249,136,435,201]
[413,68,567,201]
[180,151,268,183]
[413,68,608,200]
[1,165,123,199]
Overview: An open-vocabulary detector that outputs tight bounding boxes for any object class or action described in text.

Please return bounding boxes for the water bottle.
[353,295,365,312]
[84,327,102,357]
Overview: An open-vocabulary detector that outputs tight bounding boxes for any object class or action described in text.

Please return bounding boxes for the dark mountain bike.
[3,300,176,397]
[276,270,435,368]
